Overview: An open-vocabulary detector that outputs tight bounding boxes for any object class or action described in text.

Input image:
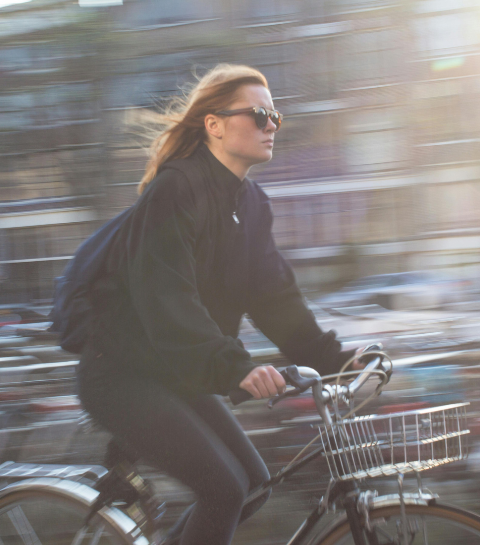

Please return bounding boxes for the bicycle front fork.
[341,482,381,545]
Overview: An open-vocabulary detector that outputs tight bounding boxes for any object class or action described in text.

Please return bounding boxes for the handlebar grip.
[229,388,253,406]
[229,365,319,406]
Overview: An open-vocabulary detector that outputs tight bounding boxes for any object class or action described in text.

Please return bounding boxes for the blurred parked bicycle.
[0,348,479,545]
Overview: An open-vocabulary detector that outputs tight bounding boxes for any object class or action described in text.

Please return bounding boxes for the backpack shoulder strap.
[161,159,208,238]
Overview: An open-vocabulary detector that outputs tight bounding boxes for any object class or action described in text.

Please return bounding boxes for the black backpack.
[49,163,207,354]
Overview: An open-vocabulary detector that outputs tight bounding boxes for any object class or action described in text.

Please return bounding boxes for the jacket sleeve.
[246,191,356,377]
[126,169,255,395]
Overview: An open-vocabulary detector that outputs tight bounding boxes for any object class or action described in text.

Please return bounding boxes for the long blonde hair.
[138,64,269,195]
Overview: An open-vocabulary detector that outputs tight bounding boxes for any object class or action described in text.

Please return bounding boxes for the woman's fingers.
[252,367,277,397]
[350,347,368,370]
[239,369,263,399]
[246,383,262,400]
[239,366,286,399]
[270,367,287,394]
[350,359,365,371]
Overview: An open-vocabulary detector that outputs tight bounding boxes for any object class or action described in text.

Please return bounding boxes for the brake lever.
[358,343,392,383]
[267,387,302,408]
[268,366,320,409]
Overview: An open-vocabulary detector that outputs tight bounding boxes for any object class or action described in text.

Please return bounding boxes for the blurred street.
[2,302,480,543]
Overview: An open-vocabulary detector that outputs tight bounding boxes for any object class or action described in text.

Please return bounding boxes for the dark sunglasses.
[215,106,283,132]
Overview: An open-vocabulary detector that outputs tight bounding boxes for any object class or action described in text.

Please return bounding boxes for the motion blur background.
[2,0,480,543]
[2,0,480,302]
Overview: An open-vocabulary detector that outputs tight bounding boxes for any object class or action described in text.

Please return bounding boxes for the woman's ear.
[204,114,223,140]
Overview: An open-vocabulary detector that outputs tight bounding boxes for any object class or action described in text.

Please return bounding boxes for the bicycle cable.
[282,351,392,470]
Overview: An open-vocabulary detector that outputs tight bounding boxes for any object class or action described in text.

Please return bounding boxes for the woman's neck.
[205,142,249,181]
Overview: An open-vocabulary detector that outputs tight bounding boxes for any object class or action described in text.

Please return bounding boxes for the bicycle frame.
[239,441,371,545]
[244,466,440,545]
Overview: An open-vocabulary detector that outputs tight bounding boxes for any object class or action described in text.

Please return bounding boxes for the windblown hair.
[138,64,269,195]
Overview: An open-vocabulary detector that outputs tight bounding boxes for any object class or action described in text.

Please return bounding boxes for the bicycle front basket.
[318,403,469,481]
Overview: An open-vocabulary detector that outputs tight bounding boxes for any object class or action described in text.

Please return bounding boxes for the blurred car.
[313,271,472,311]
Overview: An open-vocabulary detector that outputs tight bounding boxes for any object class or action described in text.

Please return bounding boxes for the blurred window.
[301,0,327,19]
[361,188,407,243]
[121,0,217,26]
[0,47,28,71]
[272,192,373,249]
[0,222,97,305]
[414,12,480,55]
[271,198,298,249]
[0,84,95,131]
[240,43,294,96]
[300,38,340,101]
[0,43,62,73]
[345,108,408,173]
[329,0,392,14]
[242,0,298,22]
[0,149,101,202]
[341,29,404,89]
[415,89,480,145]
[0,111,31,131]
[424,182,480,231]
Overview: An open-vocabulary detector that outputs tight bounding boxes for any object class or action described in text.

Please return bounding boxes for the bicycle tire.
[0,477,149,545]
[309,501,480,545]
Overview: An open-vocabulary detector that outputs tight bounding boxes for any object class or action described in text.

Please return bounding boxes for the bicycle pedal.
[143,498,167,528]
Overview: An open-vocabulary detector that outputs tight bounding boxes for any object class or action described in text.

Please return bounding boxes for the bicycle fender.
[302,493,439,545]
[0,477,149,545]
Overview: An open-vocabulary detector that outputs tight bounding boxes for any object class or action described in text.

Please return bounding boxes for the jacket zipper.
[232,186,242,225]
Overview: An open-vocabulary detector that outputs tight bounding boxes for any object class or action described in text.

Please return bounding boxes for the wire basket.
[318,403,469,481]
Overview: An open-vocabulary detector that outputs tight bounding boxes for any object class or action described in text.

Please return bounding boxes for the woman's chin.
[255,150,273,164]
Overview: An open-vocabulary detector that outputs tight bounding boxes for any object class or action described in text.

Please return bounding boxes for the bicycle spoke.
[89,525,106,545]
[71,527,88,545]
[71,524,107,545]
[0,490,131,545]
[421,516,428,545]
[7,506,42,545]
[370,525,397,544]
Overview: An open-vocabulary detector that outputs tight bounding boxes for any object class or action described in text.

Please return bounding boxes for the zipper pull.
[232,211,240,225]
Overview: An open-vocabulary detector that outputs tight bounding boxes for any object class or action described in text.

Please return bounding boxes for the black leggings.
[77,350,270,545]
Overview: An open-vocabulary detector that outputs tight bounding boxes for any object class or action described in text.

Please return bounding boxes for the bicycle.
[0,348,479,545]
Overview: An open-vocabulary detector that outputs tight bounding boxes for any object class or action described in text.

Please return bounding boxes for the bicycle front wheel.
[311,501,480,545]
[0,478,146,545]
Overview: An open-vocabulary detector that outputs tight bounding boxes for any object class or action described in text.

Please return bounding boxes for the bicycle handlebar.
[229,366,319,406]
[229,344,391,410]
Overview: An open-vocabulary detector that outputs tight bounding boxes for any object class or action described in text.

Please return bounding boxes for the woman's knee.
[247,457,270,491]
[200,463,249,512]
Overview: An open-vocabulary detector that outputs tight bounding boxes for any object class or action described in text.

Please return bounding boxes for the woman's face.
[218,84,277,168]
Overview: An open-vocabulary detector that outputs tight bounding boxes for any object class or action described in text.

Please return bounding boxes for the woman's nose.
[265,117,276,132]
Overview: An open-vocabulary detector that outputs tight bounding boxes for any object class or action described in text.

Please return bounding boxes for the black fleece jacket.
[91,144,355,395]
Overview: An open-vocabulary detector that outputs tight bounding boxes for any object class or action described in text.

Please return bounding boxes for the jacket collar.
[195,144,247,199]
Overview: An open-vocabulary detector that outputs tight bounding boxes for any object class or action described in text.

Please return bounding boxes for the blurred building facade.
[1,0,480,303]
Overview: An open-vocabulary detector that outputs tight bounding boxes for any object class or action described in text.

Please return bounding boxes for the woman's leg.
[79,375,250,545]
[186,393,271,521]
[163,394,271,544]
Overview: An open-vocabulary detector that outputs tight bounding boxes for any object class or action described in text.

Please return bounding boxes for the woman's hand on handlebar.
[239,366,286,400]
[351,347,368,371]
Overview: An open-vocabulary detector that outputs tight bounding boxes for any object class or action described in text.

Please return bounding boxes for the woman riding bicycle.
[77,63,363,545]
